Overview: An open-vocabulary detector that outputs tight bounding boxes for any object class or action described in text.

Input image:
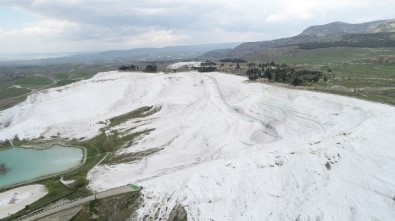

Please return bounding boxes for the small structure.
[0,163,7,174]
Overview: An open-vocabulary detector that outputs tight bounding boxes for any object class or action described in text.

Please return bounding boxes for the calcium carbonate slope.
[1,71,395,220]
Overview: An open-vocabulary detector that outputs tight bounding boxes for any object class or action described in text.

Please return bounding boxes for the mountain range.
[2,19,394,65]
[200,19,395,59]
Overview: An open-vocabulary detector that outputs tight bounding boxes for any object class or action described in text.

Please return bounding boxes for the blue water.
[0,145,83,188]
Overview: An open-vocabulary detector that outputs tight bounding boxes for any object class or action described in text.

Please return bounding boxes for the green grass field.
[246,47,395,65]
[0,87,31,100]
[56,79,76,86]
[16,76,53,88]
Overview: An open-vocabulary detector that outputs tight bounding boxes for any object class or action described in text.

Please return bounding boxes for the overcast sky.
[0,0,394,53]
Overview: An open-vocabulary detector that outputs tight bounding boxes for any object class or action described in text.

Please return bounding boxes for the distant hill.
[370,20,395,33]
[299,20,388,36]
[200,19,395,59]
[95,43,240,61]
[199,35,328,59]
[198,48,233,59]
[0,42,240,65]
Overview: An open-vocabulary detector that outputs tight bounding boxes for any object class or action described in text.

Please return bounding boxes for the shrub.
[292,77,304,86]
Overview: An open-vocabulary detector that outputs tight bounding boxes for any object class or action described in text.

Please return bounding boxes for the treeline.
[118,64,138,71]
[219,58,247,63]
[246,62,323,86]
[118,64,157,73]
[196,67,217,72]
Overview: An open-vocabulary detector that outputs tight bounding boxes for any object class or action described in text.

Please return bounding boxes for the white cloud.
[265,8,313,23]
[122,30,187,47]
[0,0,394,52]
[1,19,76,37]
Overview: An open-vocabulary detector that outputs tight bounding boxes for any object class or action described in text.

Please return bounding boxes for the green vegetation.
[0,87,31,100]
[53,73,70,81]
[219,58,246,63]
[102,134,157,165]
[56,79,76,86]
[246,62,323,86]
[70,191,141,221]
[16,76,53,88]
[195,60,218,72]
[197,66,217,72]
[90,106,160,153]
[74,175,89,188]
[108,106,160,127]
[298,33,395,49]
[144,64,157,73]
[118,64,138,71]
[245,47,395,65]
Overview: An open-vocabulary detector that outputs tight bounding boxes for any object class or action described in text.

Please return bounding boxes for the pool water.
[0,145,83,188]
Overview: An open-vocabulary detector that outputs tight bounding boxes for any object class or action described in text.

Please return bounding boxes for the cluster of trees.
[201,60,217,66]
[197,67,217,72]
[246,62,323,86]
[118,64,138,71]
[118,64,158,72]
[195,60,217,72]
[219,58,247,63]
[144,64,157,73]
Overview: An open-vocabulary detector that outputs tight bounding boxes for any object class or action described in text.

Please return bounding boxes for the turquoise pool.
[0,145,83,188]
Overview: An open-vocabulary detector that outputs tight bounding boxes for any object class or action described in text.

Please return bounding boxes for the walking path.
[17,184,140,221]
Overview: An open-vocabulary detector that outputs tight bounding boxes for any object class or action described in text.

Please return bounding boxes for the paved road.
[18,185,139,221]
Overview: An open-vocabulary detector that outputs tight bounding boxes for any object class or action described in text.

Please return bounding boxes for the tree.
[292,77,304,86]
[45,180,58,195]
[144,64,157,73]
[12,135,20,144]
[270,72,276,81]
[74,175,88,188]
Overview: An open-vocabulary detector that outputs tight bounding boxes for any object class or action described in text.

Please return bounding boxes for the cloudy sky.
[0,0,394,53]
